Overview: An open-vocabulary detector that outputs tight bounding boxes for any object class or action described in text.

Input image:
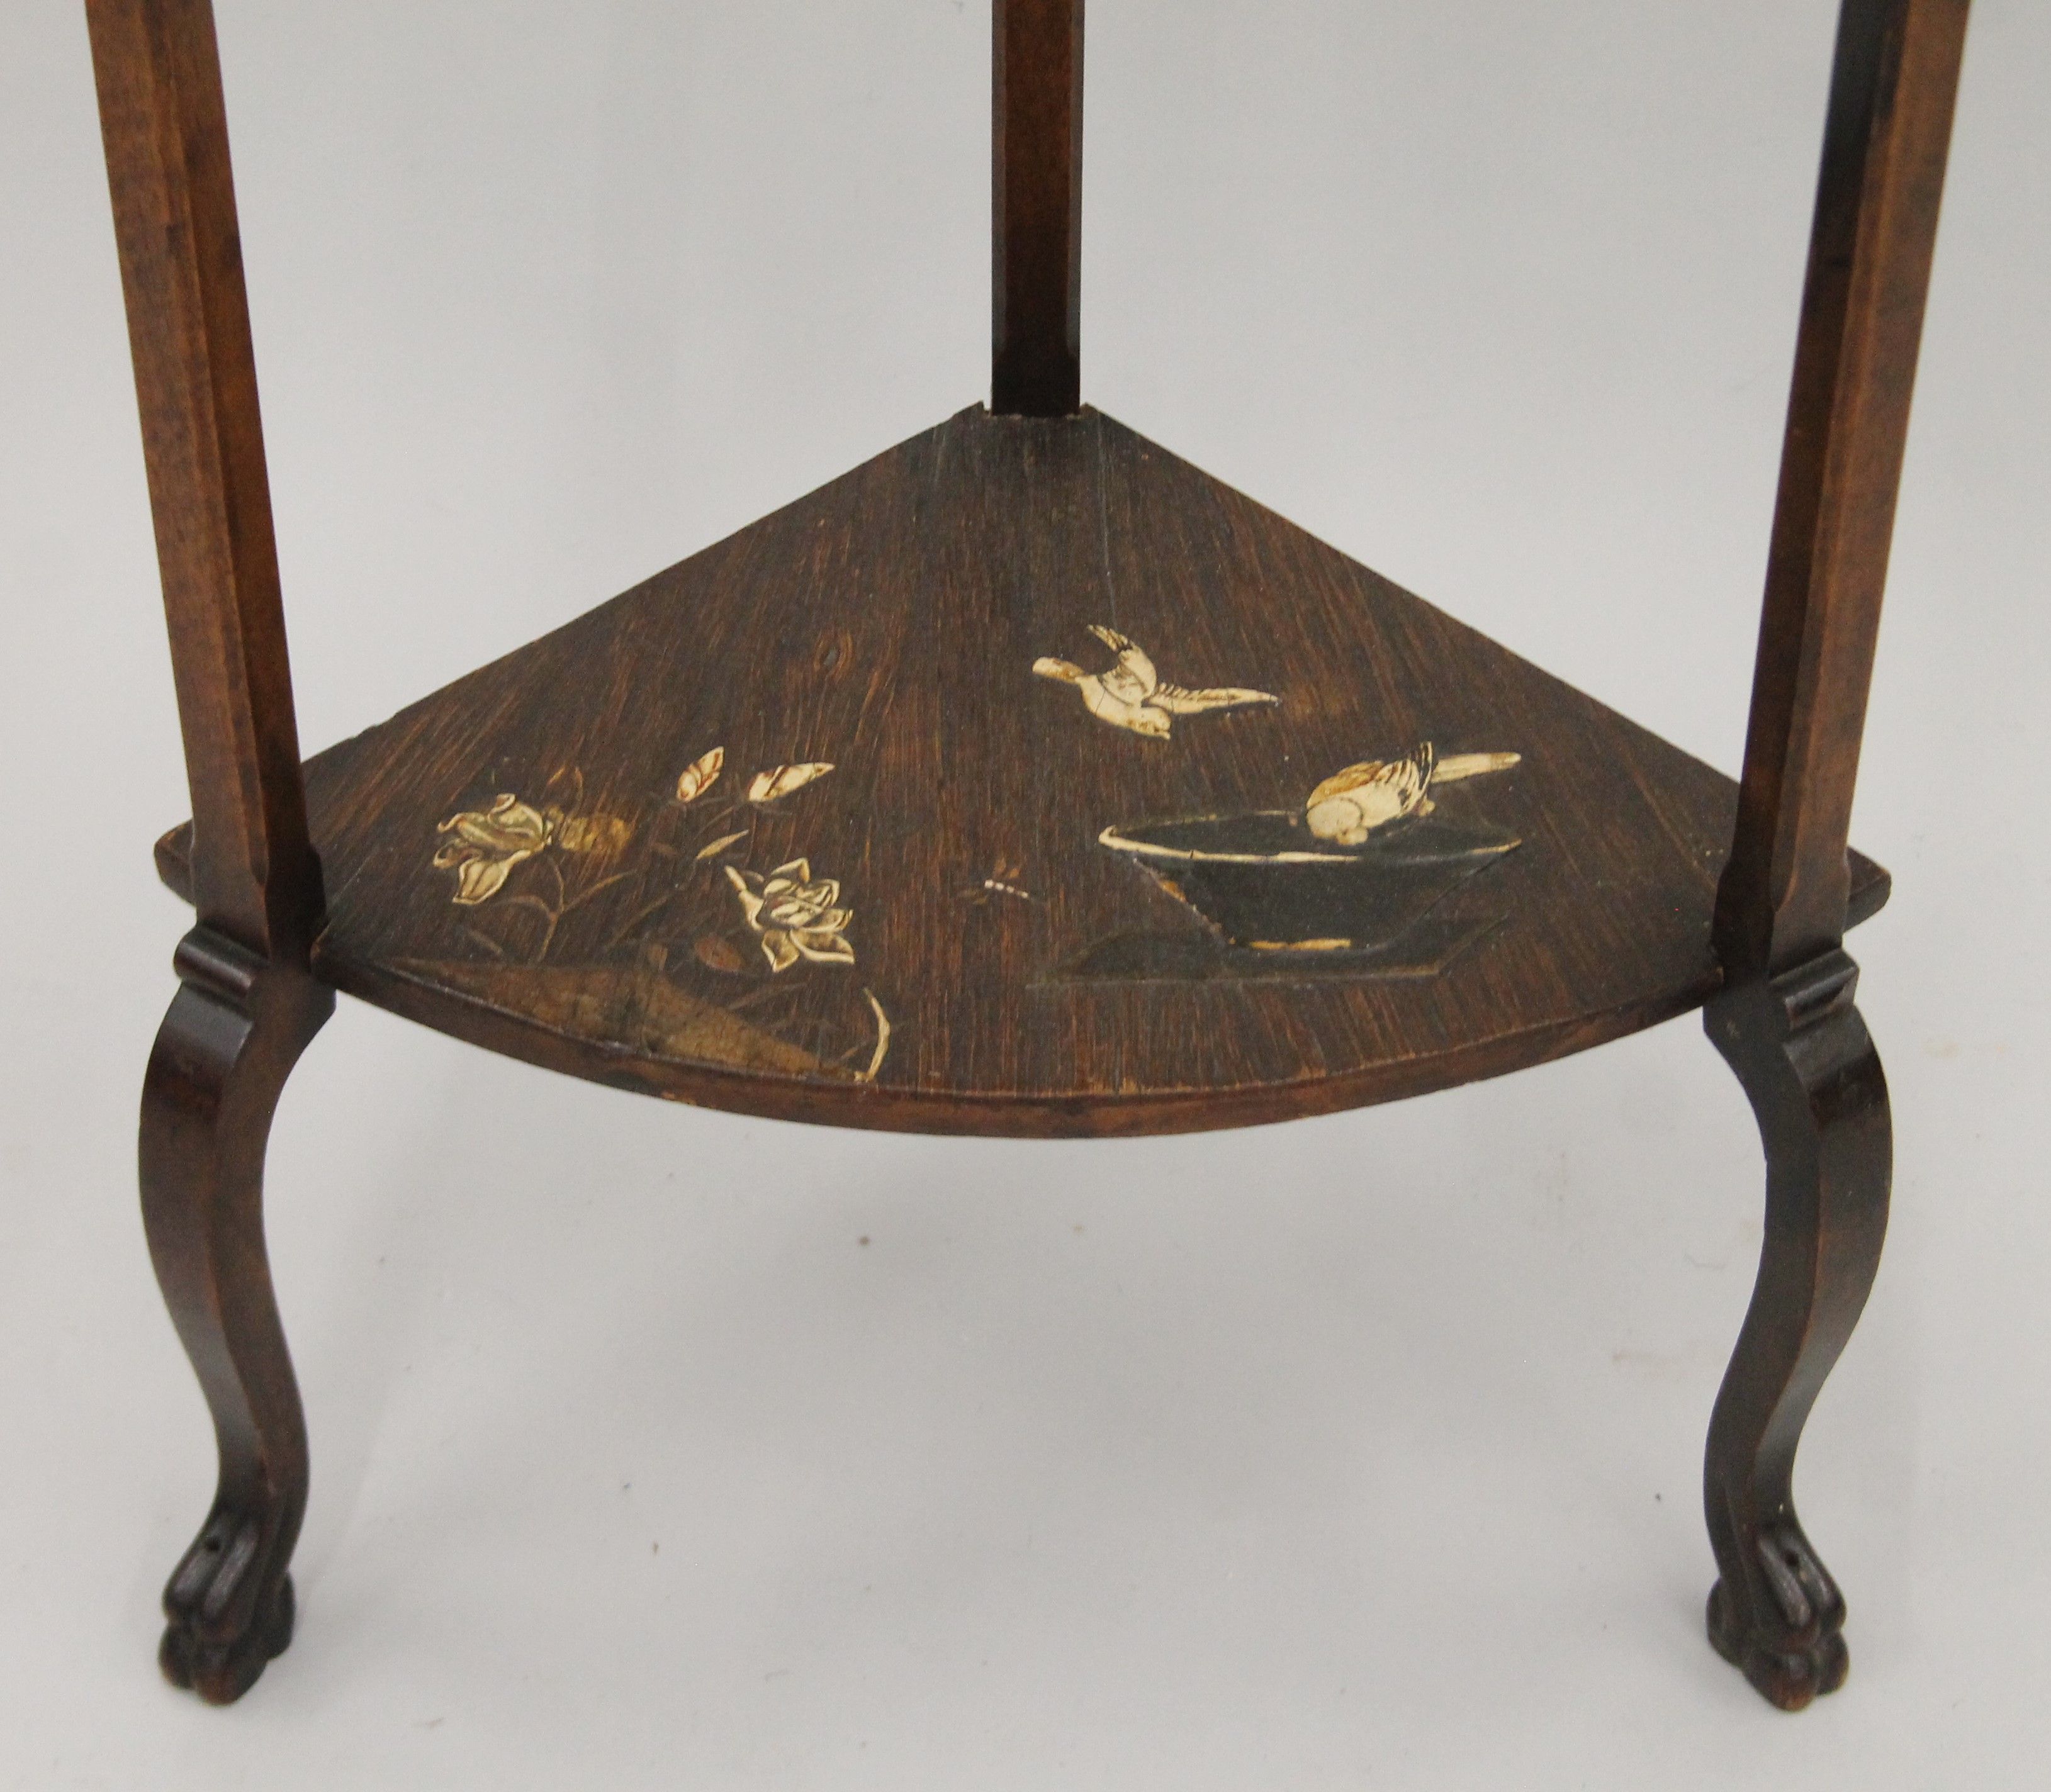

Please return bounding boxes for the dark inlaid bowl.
[1098,810,1522,953]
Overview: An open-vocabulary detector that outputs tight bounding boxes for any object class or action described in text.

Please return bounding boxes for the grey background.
[4,2,2047,1786]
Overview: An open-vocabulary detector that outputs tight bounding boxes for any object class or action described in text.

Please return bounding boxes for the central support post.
[992,0,1083,415]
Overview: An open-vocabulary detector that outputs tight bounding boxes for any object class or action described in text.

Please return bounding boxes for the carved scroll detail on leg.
[1702,948,1889,1711]
[142,927,333,1704]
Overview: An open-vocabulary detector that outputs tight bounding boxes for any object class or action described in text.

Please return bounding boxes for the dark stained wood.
[992,0,1082,416]
[142,932,332,1703]
[97,0,1969,1720]
[87,0,323,964]
[1701,951,1889,1710]
[1697,0,1969,1710]
[88,0,330,1703]
[1714,0,1970,980]
[154,406,1891,1140]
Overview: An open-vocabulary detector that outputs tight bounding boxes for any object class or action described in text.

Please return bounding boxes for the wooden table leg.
[141,928,332,1703]
[1701,949,1890,1710]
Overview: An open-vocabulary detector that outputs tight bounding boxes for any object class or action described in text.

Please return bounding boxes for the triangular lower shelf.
[157,405,1886,1137]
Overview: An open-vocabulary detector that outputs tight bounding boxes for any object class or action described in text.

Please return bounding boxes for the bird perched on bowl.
[1033,625,1279,739]
[1305,744,1521,844]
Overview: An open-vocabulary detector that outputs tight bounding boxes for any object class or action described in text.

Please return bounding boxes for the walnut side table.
[86,0,1969,1713]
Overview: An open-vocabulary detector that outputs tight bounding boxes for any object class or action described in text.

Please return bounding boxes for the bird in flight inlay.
[1033,625,1278,739]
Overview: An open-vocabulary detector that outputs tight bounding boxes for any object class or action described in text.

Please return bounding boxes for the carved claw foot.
[1705,1520,1849,1711]
[158,1508,296,1703]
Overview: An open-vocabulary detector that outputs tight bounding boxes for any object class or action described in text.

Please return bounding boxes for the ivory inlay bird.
[1305,744,1521,844]
[1033,625,1279,739]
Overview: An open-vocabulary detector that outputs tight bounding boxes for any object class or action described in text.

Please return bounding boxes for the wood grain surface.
[991,0,1082,416]
[88,0,323,964]
[1702,948,1891,1710]
[1716,0,1969,978]
[156,405,1889,1137]
[1695,0,1967,1711]
[97,0,1960,1720]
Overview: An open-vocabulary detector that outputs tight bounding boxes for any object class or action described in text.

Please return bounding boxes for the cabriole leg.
[1701,948,1890,1710]
[141,927,332,1704]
